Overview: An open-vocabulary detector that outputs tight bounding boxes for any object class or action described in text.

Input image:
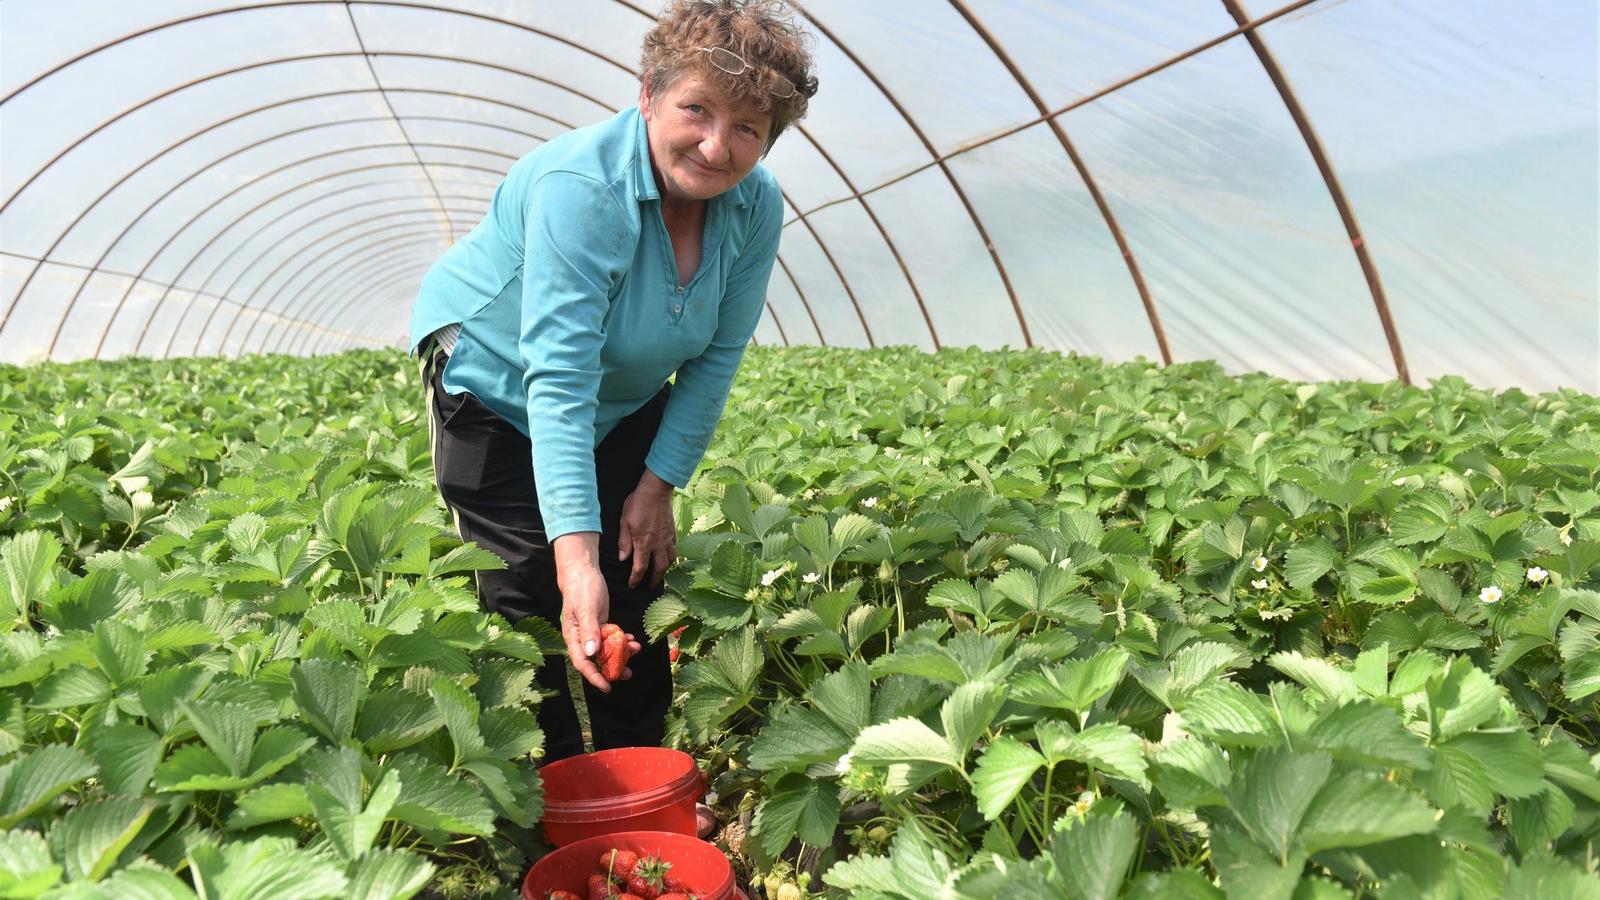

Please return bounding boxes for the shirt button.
[676,287,685,294]
[673,304,683,314]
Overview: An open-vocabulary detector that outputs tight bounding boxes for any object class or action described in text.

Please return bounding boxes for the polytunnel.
[1,0,1595,392]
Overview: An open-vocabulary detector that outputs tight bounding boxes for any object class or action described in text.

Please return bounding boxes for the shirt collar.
[630,105,753,209]
[631,107,658,203]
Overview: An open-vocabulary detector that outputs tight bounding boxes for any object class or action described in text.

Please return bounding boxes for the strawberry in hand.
[597,623,634,681]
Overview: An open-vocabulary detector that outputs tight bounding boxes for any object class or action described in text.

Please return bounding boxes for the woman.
[408,0,817,762]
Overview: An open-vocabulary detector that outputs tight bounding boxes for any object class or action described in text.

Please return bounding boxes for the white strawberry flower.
[1251,555,1268,573]
[802,571,821,584]
[834,752,854,775]
[761,568,784,587]
[883,447,900,458]
[862,496,878,508]
[1056,556,1073,571]
[1251,578,1269,590]
[1479,585,1503,605]
[1526,566,1548,584]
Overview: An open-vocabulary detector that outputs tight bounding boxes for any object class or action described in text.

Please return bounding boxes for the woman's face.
[640,74,771,204]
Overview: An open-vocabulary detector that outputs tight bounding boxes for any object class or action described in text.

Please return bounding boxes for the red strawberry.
[587,873,618,900]
[669,646,681,663]
[671,625,687,638]
[598,849,639,878]
[617,895,644,900]
[625,854,671,898]
[657,894,692,900]
[549,893,584,900]
[598,623,631,681]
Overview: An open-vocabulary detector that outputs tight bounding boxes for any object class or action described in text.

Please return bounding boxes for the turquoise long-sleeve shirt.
[408,106,781,540]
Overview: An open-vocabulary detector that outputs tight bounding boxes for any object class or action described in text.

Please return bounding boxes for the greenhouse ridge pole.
[1219,0,1410,384]
[945,0,1172,366]
[341,1,456,245]
[787,1,1033,348]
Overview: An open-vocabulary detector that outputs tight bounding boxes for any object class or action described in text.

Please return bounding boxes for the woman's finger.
[628,537,650,588]
[565,625,610,693]
[651,543,672,588]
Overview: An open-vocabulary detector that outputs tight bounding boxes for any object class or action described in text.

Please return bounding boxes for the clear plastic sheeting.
[0,0,1593,394]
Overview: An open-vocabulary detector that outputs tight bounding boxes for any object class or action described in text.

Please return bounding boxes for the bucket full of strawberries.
[522,830,739,900]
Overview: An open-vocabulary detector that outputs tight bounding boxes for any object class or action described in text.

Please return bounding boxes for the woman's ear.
[638,81,653,120]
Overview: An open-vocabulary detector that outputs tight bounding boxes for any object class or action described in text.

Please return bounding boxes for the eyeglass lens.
[702,47,796,99]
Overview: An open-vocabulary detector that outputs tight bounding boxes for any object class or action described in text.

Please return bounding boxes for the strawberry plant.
[649,347,1600,898]
[1,352,560,899]
[5,345,1599,898]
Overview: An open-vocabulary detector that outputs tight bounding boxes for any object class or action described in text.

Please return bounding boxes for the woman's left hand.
[618,469,677,588]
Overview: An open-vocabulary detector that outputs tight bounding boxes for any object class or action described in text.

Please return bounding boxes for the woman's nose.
[700,127,731,165]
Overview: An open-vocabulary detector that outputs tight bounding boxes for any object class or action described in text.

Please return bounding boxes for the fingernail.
[585,640,596,656]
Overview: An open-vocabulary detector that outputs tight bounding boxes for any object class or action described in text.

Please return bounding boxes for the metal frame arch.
[43,111,469,358]
[56,116,429,358]
[945,0,1172,366]
[224,152,512,349]
[235,230,449,355]
[248,208,491,354]
[60,134,500,361]
[763,302,790,346]
[232,249,430,357]
[124,146,503,360]
[609,0,907,348]
[1217,0,1409,384]
[0,249,384,352]
[7,0,872,359]
[304,265,441,354]
[131,89,561,356]
[786,0,1326,223]
[221,203,486,351]
[773,255,826,345]
[297,258,442,354]
[171,183,490,357]
[233,259,428,353]
[167,162,499,358]
[0,47,604,349]
[267,237,453,355]
[0,46,613,220]
[340,1,454,250]
[786,0,1032,347]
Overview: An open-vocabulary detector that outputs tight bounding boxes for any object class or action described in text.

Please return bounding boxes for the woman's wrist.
[553,532,601,576]
[635,467,675,498]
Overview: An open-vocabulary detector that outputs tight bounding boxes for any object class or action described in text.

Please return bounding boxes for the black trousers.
[421,348,672,762]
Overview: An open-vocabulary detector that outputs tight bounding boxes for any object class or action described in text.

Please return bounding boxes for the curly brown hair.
[640,0,818,152]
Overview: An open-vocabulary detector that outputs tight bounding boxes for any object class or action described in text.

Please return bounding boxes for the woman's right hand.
[553,533,640,692]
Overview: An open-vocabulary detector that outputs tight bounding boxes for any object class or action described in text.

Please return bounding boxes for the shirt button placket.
[673,286,684,316]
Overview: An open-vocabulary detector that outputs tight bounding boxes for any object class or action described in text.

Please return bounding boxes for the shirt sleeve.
[518,171,632,540]
[643,180,783,488]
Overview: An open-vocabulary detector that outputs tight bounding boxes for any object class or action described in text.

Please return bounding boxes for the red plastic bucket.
[539,748,705,846]
[522,830,736,900]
